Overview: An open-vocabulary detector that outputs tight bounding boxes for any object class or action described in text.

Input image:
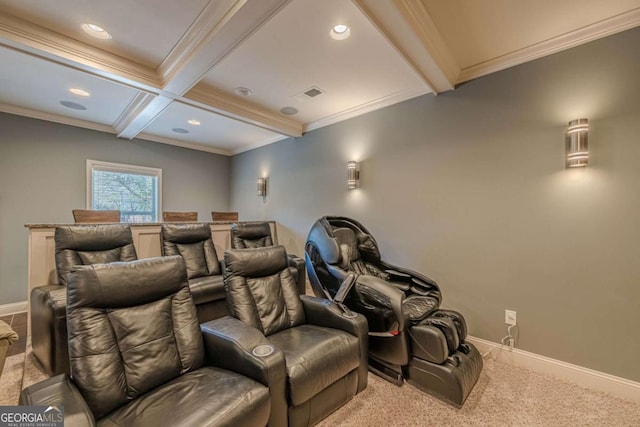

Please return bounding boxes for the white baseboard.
[0,301,28,316]
[467,336,640,402]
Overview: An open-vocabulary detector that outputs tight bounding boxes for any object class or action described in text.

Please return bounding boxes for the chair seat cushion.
[188,275,224,305]
[403,295,439,323]
[268,324,360,406]
[99,367,270,427]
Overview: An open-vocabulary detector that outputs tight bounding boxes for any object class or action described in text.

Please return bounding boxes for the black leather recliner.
[305,216,483,406]
[213,245,368,426]
[231,222,307,295]
[161,223,227,322]
[30,224,138,376]
[20,256,272,427]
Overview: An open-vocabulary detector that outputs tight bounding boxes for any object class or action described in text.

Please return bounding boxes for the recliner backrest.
[65,256,204,420]
[224,246,305,336]
[55,225,138,286]
[161,224,221,279]
[231,222,274,249]
[332,227,389,280]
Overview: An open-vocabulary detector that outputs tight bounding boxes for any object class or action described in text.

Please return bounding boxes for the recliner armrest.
[201,317,287,427]
[355,275,408,332]
[19,374,96,427]
[287,254,306,295]
[300,295,367,338]
[300,295,369,394]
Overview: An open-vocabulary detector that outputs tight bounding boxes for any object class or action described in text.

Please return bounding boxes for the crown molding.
[0,103,115,134]
[353,0,457,93]
[0,13,161,91]
[136,132,232,156]
[184,83,302,137]
[231,134,289,155]
[303,86,429,133]
[457,7,640,83]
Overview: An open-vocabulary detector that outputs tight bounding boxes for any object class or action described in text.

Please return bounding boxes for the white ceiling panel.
[423,0,640,69]
[0,0,210,68]
[142,101,283,153]
[201,0,426,124]
[0,46,139,126]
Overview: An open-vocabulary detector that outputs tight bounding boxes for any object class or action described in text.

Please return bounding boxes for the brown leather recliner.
[208,245,368,427]
[30,224,138,376]
[231,222,307,294]
[20,256,273,427]
[161,223,227,322]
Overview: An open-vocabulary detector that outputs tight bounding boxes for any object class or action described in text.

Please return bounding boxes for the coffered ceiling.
[1,0,639,155]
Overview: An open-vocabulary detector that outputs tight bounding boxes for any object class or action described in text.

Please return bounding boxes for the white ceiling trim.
[0,103,115,134]
[117,0,292,140]
[0,12,161,91]
[392,0,459,89]
[303,86,430,133]
[136,132,232,156]
[112,92,156,133]
[230,134,289,155]
[457,7,640,83]
[353,0,457,93]
[158,0,246,84]
[116,96,174,139]
[184,84,302,137]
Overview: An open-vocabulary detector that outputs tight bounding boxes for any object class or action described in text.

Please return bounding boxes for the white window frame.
[86,159,163,222]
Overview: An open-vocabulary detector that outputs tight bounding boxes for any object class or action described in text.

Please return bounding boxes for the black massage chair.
[305,216,483,406]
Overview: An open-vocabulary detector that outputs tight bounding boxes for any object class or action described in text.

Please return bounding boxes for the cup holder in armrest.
[252,344,275,357]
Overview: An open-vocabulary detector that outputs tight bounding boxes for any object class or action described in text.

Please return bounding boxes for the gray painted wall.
[0,114,230,304]
[230,28,640,381]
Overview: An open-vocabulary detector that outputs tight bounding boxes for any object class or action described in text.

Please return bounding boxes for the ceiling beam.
[114,0,293,139]
[183,84,303,137]
[0,13,161,92]
[353,0,459,93]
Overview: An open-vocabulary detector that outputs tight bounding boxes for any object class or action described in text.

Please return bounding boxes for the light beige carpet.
[319,358,640,427]
[2,344,639,426]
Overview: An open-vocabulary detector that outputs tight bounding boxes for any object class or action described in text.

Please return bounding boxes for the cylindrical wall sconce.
[566,118,589,168]
[257,177,267,197]
[347,161,359,189]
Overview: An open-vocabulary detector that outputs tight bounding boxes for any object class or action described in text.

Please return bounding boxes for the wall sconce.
[257,177,267,197]
[347,161,359,189]
[566,118,589,168]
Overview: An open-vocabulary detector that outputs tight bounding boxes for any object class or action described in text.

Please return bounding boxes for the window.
[87,160,162,223]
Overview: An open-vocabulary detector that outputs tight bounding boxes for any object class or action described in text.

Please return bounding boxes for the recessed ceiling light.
[330,24,350,40]
[59,100,87,110]
[82,23,112,40]
[280,106,298,115]
[234,87,252,97]
[69,88,90,97]
[172,128,189,134]
[187,119,201,126]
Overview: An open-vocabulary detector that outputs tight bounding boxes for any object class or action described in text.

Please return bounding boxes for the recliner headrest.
[55,225,134,252]
[161,223,211,244]
[333,227,361,269]
[67,256,187,309]
[231,222,271,239]
[225,246,288,278]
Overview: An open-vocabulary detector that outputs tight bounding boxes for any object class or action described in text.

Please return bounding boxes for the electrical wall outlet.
[505,309,517,325]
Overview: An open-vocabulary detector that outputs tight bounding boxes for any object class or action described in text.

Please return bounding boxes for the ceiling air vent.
[293,86,325,103]
[304,87,323,97]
